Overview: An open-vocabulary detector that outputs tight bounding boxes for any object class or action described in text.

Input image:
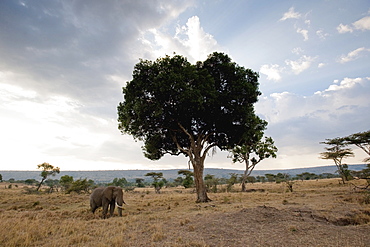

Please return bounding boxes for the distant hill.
[0,164,366,183]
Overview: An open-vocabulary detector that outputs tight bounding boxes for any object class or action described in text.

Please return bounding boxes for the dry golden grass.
[0,179,369,246]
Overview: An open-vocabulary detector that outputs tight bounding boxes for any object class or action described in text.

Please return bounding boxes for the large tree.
[118,52,266,202]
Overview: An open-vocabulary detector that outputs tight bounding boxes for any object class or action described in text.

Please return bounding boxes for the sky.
[0,0,369,171]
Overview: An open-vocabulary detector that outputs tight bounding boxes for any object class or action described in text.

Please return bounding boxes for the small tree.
[0,174,2,182]
[145,172,165,193]
[204,174,219,193]
[44,179,60,193]
[282,174,294,192]
[320,138,354,184]
[135,178,145,188]
[36,162,60,191]
[230,136,277,192]
[178,170,194,188]
[226,173,238,192]
[60,175,74,191]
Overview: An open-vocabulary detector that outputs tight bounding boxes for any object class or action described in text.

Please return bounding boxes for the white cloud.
[285,55,315,74]
[323,77,363,92]
[291,47,304,55]
[174,16,220,62]
[316,29,329,40]
[260,64,282,81]
[353,16,370,31]
[338,47,370,63]
[318,63,326,68]
[140,16,221,63]
[280,7,301,21]
[337,16,370,33]
[297,28,308,41]
[337,23,353,33]
[256,77,370,168]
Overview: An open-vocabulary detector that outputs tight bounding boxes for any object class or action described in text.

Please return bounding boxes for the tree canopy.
[118,52,266,202]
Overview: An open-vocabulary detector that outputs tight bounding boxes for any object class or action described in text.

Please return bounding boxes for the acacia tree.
[36,162,60,191]
[145,172,165,193]
[230,136,277,192]
[344,130,370,164]
[320,138,354,184]
[118,52,266,202]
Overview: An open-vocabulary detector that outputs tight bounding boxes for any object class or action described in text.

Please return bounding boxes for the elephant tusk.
[115,202,124,208]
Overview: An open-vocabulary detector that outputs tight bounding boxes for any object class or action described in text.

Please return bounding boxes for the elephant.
[90,186,126,218]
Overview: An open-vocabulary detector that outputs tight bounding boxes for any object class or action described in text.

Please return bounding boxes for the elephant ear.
[104,187,114,200]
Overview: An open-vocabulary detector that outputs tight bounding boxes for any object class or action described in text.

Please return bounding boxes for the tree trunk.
[241,154,250,192]
[241,170,247,192]
[36,178,45,191]
[193,158,211,203]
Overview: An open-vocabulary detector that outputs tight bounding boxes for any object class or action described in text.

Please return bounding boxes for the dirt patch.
[165,205,370,247]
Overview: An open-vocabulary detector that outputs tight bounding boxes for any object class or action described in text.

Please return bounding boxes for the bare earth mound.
[165,205,370,246]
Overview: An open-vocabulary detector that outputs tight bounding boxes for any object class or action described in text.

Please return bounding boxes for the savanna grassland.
[0,179,370,247]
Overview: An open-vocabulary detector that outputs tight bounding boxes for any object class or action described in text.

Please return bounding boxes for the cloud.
[0,0,197,170]
[291,47,304,55]
[338,47,370,63]
[280,7,301,21]
[337,23,353,33]
[316,29,329,40]
[140,16,221,63]
[256,77,370,168]
[352,16,370,31]
[259,64,282,81]
[337,16,370,33]
[318,63,326,68]
[285,55,315,74]
[0,0,195,104]
[296,28,308,41]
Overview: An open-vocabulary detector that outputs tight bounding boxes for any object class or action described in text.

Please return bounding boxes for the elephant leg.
[109,201,115,217]
[102,203,109,219]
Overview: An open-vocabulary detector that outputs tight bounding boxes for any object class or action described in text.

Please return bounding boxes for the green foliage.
[204,174,219,193]
[118,53,263,158]
[226,173,238,192]
[60,175,74,191]
[145,172,165,193]
[178,170,194,188]
[24,179,38,186]
[44,179,60,193]
[66,178,94,194]
[352,164,370,185]
[296,172,319,180]
[135,178,145,188]
[109,177,128,187]
[0,174,2,182]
